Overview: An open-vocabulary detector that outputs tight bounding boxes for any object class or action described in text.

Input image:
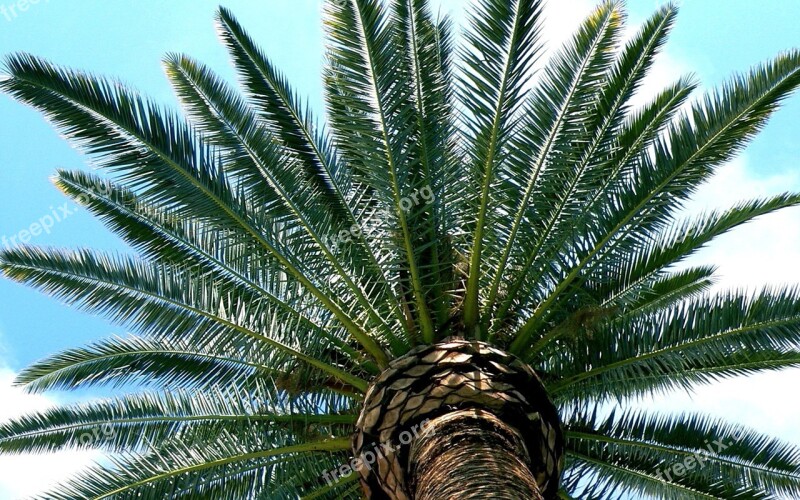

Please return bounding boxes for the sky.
[0,0,799,498]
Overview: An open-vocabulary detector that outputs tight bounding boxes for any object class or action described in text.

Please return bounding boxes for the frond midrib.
[92,437,351,499]
[566,430,800,482]
[558,312,800,388]
[5,259,368,392]
[1,413,355,445]
[513,59,800,355]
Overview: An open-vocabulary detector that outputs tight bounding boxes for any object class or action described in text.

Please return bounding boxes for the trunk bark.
[408,408,544,500]
[353,339,562,498]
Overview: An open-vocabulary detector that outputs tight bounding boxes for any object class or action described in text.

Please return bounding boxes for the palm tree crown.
[2,0,800,498]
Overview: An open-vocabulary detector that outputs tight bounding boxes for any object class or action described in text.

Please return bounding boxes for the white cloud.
[539,0,597,51]
[432,0,596,52]
[629,50,693,109]
[682,157,800,290]
[641,157,800,443]
[0,367,100,500]
[519,0,800,444]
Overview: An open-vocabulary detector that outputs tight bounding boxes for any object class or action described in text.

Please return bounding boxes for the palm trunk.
[409,409,543,500]
[353,339,563,499]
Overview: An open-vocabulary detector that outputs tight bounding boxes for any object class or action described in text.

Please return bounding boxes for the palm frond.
[324,0,440,343]
[393,0,460,330]
[217,7,415,347]
[164,53,405,356]
[54,169,372,370]
[598,194,800,310]
[0,246,368,391]
[458,0,545,335]
[564,409,800,498]
[513,49,800,355]
[553,348,800,404]
[615,266,716,316]
[215,7,347,215]
[487,1,624,333]
[0,387,354,455]
[550,287,800,401]
[34,430,350,500]
[15,335,276,394]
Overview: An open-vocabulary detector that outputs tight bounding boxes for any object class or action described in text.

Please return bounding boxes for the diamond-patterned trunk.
[353,339,564,499]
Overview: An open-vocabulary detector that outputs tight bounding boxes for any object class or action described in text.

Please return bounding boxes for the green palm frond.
[550,287,800,401]
[54,169,373,368]
[554,348,800,405]
[488,1,623,334]
[34,431,351,500]
[216,7,416,348]
[598,194,800,311]
[15,335,276,394]
[614,266,717,316]
[512,49,800,355]
[393,0,460,330]
[164,53,406,355]
[0,387,354,455]
[563,410,800,499]
[459,0,546,335]
[0,246,367,391]
[489,3,675,330]
[324,0,438,343]
[215,7,346,212]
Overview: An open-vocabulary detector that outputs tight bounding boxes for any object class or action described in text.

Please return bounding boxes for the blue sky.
[0,0,799,497]
[0,0,331,371]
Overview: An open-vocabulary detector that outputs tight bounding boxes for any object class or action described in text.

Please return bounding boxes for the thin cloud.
[0,366,100,499]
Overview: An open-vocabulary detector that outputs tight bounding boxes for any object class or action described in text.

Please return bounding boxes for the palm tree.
[2,0,800,497]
